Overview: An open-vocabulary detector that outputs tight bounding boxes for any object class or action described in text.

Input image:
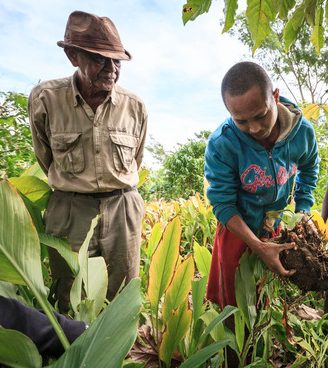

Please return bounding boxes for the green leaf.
[304,0,318,26]
[20,163,47,181]
[147,222,162,258]
[9,176,51,210]
[0,180,69,350]
[159,302,192,366]
[50,278,142,368]
[199,305,238,346]
[222,0,238,32]
[0,180,46,293]
[137,167,149,188]
[38,233,79,275]
[191,276,208,326]
[283,4,306,51]
[179,340,230,368]
[193,241,211,277]
[235,251,257,330]
[70,216,99,316]
[234,310,245,354]
[310,5,324,54]
[182,0,212,25]
[162,255,194,323]
[85,257,108,320]
[0,328,42,368]
[148,217,181,315]
[277,0,296,20]
[246,0,278,53]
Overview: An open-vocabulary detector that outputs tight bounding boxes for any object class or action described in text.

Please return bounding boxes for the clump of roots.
[278,216,328,291]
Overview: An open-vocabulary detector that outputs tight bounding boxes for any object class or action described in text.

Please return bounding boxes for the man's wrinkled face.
[75,49,121,93]
[224,85,279,143]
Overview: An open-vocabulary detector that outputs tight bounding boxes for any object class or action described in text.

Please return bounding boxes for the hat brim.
[57,41,131,60]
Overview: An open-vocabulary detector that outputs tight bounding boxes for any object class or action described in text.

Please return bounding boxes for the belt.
[73,187,135,198]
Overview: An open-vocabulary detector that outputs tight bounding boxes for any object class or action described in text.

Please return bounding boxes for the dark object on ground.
[278,216,328,291]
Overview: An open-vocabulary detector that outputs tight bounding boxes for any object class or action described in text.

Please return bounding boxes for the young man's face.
[225,85,279,143]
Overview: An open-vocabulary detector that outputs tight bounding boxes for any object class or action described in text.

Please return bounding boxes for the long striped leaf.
[159,302,192,366]
[148,217,181,314]
[162,255,194,323]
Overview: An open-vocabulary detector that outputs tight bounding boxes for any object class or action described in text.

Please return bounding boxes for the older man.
[29,11,147,312]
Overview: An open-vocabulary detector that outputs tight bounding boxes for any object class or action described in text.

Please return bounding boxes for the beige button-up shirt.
[29,73,147,192]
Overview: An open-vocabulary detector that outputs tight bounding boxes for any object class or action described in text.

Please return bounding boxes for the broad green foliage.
[0,180,70,350]
[50,279,142,368]
[182,0,328,53]
[142,131,210,201]
[0,92,35,178]
[0,328,42,368]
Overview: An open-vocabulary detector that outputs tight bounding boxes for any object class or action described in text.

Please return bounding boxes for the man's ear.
[64,47,79,67]
[273,88,280,103]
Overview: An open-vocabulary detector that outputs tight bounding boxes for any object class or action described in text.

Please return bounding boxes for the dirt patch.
[278,216,328,291]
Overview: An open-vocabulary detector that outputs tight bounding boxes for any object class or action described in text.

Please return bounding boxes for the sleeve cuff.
[214,206,240,225]
[295,200,311,215]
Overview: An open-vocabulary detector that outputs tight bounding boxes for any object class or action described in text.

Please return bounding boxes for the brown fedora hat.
[57,10,131,60]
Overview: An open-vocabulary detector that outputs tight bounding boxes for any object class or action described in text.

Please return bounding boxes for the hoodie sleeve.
[205,132,241,225]
[294,120,319,213]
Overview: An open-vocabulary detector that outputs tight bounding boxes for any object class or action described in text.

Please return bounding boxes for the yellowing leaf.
[193,241,212,277]
[148,217,181,314]
[302,103,320,120]
[311,210,328,241]
[162,255,194,323]
[159,302,192,366]
[246,0,278,53]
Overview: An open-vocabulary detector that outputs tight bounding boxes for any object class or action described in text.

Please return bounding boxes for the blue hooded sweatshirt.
[205,97,319,236]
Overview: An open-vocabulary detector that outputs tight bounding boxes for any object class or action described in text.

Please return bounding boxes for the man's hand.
[253,240,297,277]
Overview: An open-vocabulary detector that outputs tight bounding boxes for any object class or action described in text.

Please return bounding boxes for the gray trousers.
[45,189,144,313]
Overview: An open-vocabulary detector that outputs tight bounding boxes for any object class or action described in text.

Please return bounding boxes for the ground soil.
[278,216,328,291]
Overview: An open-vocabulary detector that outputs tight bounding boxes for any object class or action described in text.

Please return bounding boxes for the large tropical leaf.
[179,340,230,368]
[159,302,192,366]
[9,176,51,210]
[0,180,46,293]
[39,233,80,275]
[0,328,42,368]
[50,278,142,368]
[0,180,69,349]
[146,222,163,258]
[191,276,208,326]
[193,241,211,277]
[162,255,194,323]
[70,216,99,316]
[235,251,257,330]
[20,162,47,181]
[310,5,324,54]
[148,217,181,315]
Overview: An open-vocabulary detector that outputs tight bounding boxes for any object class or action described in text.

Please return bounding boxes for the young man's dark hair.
[221,61,273,105]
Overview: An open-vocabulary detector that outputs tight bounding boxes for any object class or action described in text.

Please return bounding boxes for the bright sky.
[0,0,251,165]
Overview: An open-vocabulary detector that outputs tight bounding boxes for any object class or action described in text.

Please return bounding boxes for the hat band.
[65,36,124,52]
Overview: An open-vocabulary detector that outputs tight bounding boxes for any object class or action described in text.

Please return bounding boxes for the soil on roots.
[277,216,328,291]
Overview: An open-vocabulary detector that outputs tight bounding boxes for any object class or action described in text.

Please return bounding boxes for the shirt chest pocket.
[51,133,85,173]
[109,133,138,173]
